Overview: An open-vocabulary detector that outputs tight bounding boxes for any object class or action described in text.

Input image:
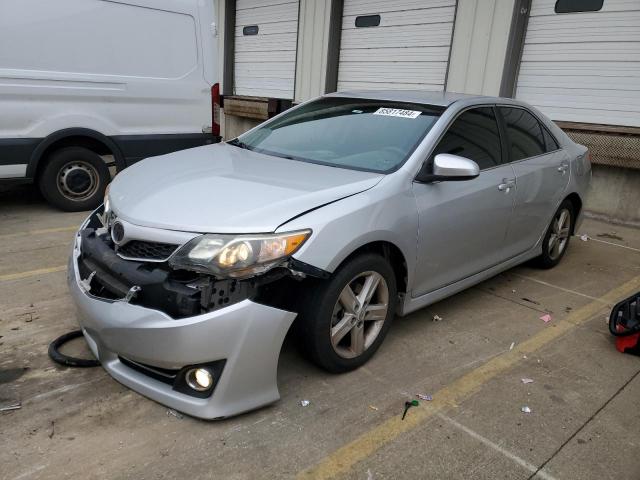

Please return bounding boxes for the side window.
[542,127,560,152]
[499,107,547,161]
[431,107,502,170]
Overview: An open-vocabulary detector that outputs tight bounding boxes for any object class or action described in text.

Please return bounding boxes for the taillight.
[211,83,220,137]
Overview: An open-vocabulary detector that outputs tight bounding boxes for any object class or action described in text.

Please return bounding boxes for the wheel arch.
[332,240,409,295]
[564,192,583,234]
[28,128,125,179]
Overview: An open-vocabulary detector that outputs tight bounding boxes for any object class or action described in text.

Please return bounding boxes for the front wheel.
[38,147,110,212]
[535,200,574,269]
[297,254,397,373]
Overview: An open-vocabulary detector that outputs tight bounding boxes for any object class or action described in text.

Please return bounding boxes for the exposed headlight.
[169,230,311,278]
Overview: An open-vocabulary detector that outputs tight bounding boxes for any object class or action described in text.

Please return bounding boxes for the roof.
[326,90,495,107]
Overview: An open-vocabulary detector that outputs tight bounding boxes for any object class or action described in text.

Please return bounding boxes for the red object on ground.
[616,331,640,354]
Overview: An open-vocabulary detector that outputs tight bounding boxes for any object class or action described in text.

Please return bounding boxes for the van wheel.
[38,147,110,211]
[297,254,397,373]
[535,199,574,269]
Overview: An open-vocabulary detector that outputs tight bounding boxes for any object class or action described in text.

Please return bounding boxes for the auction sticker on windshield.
[373,108,421,119]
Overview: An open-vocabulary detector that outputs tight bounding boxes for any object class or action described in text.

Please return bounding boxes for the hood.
[109,143,383,233]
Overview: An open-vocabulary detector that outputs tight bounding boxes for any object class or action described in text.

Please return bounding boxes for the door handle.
[558,163,569,174]
[498,178,516,192]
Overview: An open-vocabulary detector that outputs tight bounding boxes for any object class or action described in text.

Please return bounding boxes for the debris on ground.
[521,406,532,414]
[432,315,443,322]
[597,232,623,241]
[540,314,552,323]
[512,289,517,293]
[300,400,310,407]
[521,297,540,305]
[521,378,534,384]
[580,234,589,241]
[48,420,55,439]
[0,402,21,412]
[509,342,515,351]
[166,409,183,419]
[416,393,432,401]
[368,405,379,411]
[402,400,419,420]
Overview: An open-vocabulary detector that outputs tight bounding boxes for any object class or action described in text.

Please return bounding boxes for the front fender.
[279,175,418,288]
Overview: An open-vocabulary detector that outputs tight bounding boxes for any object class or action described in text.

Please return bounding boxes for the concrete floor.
[1,184,640,480]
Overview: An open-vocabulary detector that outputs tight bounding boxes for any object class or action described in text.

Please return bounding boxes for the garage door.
[337,0,456,91]
[234,0,299,99]
[516,0,640,127]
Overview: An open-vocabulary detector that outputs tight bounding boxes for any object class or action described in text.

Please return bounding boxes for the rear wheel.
[535,199,574,269]
[298,254,397,373]
[38,147,110,211]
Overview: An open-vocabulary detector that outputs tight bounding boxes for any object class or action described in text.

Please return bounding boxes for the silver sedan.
[68,91,591,418]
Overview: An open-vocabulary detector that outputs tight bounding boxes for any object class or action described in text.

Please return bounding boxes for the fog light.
[185,368,213,391]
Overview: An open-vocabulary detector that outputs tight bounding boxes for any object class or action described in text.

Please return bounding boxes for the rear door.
[498,106,570,257]
[412,106,517,297]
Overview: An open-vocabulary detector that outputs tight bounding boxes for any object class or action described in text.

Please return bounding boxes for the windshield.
[233,97,444,173]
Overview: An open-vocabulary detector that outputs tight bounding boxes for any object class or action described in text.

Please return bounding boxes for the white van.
[0,0,220,211]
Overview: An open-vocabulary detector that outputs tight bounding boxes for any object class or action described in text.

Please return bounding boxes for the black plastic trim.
[110,133,219,166]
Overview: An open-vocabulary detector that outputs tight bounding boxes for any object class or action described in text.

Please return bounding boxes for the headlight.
[169,230,311,278]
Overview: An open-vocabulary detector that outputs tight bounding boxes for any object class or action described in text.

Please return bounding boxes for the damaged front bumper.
[67,211,297,419]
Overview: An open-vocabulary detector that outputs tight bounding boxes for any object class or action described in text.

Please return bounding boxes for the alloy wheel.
[548,207,571,261]
[330,271,389,359]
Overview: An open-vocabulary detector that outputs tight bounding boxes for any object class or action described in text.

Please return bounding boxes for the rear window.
[235,97,443,173]
[499,107,548,161]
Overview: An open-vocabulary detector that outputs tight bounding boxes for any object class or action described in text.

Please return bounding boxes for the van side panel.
[0,0,218,179]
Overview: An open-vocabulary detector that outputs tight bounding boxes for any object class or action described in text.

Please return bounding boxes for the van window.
[0,0,198,79]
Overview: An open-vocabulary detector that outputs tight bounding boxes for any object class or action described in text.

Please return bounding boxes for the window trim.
[417,104,508,178]
[496,104,562,164]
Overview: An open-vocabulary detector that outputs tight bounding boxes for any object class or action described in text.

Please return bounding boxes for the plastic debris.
[300,400,310,407]
[521,406,532,414]
[521,378,534,384]
[580,234,589,241]
[0,402,21,412]
[432,314,443,322]
[509,342,515,350]
[416,393,433,401]
[368,405,379,411]
[540,313,552,323]
[166,409,183,419]
[402,400,419,420]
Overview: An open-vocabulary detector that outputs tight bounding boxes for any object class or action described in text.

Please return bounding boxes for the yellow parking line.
[0,225,77,240]
[0,265,66,282]
[297,274,640,480]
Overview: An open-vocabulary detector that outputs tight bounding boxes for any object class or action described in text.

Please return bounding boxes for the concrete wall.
[294,0,331,103]
[446,0,515,95]
[585,166,640,227]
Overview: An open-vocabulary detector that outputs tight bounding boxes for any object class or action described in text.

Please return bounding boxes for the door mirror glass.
[416,154,480,183]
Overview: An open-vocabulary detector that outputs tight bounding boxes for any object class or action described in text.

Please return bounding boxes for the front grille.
[117,240,179,261]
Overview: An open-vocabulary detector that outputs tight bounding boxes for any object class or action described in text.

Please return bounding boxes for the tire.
[38,147,110,212]
[535,199,574,269]
[297,253,397,373]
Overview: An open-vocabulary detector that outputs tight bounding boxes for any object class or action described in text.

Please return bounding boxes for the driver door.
[411,106,517,297]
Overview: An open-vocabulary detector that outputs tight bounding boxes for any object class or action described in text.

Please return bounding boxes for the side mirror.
[415,154,480,183]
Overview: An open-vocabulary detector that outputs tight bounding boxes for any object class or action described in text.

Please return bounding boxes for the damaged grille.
[117,240,179,262]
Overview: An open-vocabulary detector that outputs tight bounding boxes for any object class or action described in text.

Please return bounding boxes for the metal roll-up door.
[234,0,299,99]
[337,0,457,91]
[516,0,640,127]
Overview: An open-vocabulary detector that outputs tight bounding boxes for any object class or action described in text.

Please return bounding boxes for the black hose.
[48,330,100,367]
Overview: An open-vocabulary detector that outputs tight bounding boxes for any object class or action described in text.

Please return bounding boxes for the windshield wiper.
[227,138,252,150]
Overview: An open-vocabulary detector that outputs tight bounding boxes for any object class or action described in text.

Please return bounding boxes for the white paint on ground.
[437,413,559,480]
